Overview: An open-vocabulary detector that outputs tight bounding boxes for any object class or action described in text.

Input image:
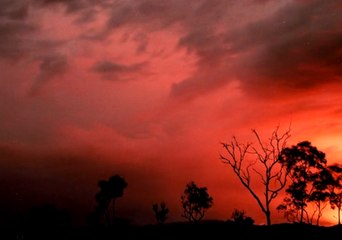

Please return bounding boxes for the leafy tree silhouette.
[152,202,169,224]
[220,126,291,226]
[277,141,335,225]
[327,164,342,225]
[309,167,335,225]
[230,209,255,225]
[95,174,127,226]
[181,181,213,223]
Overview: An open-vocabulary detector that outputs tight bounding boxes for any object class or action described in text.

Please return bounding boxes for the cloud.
[33,0,117,25]
[30,54,68,95]
[0,0,29,20]
[170,0,342,99]
[34,0,88,13]
[105,0,188,30]
[0,1,71,61]
[28,0,342,99]
[1,0,340,112]
[91,60,147,81]
[229,0,342,95]
[171,28,232,99]
[0,20,38,59]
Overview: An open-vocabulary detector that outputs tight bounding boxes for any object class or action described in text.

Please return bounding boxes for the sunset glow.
[0,0,341,226]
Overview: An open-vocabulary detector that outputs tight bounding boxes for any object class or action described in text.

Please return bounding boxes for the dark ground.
[2,220,342,240]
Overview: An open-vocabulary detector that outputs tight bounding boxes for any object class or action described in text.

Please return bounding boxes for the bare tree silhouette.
[95,174,127,226]
[181,181,213,223]
[219,126,291,226]
[152,202,169,224]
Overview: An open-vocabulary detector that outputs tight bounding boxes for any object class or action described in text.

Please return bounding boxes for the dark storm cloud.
[171,0,342,98]
[0,0,29,20]
[91,60,147,81]
[0,1,69,61]
[0,0,107,57]
[96,0,242,99]
[1,0,340,97]
[33,0,115,24]
[230,0,342,94]
[30,54,68,95]
[105,0,188,30]
[0,0,38,59]
[39,54,68,75]
[90,0,238,99]
[77,0,190,41]
[35,0,89,13]
[0,20,38,59]
[66,0,342,98]
[102,0,236,38]
[171,28,231,99]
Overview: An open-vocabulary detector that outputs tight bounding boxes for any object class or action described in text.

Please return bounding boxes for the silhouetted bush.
[181,181,213,222]
[230,209,254,225]
[152,202,169,224]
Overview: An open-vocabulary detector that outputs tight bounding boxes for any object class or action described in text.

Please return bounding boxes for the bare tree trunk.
[266,210,271,226]
[104,209,110,226]
[220,126,291,226]
[300,206,304,224]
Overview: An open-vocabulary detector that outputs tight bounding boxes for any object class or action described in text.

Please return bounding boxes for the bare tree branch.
[219,126,291,225]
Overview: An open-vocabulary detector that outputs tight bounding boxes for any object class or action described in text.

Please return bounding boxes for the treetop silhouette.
[152,202,169,224]
[277,141,337,225]
[95,174,127,226]
[181,181,213,223]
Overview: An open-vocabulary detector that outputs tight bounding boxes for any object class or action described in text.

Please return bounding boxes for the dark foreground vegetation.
[3,221,342,240]
[4,127,342,239]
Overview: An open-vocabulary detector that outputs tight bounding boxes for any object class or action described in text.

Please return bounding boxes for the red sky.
[1,0,342,226]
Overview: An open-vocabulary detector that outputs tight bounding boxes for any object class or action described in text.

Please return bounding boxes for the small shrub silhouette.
[152,202,169,224]
[230,209,254,225]
[181,181,213,222]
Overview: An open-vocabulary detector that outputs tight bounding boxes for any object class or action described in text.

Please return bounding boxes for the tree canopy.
[181,181,213,222]
[277,141,336,225]
[95,174,128,226]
